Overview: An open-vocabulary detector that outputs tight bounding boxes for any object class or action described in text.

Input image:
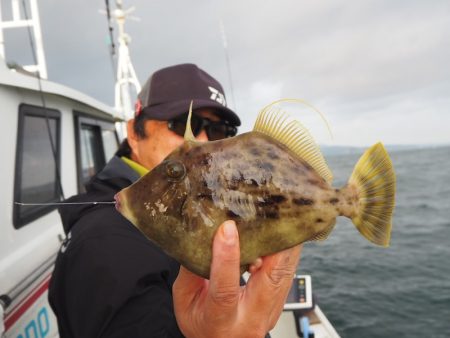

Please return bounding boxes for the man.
[49,63,301,337]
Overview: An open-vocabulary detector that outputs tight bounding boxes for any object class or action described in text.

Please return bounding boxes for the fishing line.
[15,201,116,206]
[104,0,117,82]
[219,19,237,111]
[15,201,335,209]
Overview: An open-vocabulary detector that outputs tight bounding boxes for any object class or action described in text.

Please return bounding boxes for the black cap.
[135,63,241,126]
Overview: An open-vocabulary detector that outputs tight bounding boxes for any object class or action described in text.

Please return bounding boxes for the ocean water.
[298,146,450,338]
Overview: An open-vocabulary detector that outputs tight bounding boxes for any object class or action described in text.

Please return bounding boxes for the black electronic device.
[284,275,313,310]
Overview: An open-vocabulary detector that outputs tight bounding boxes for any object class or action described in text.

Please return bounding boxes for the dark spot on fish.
[265,209,280,219]
[307,179,320,186]
[229,174,244,190]
[267,150,280,160]
[250,148,261,157]
[256,195,286,206]
[226,210,240,218]
[197,193,213,201]
[293,198,314,206]
[335,189,340,193]
[259,162,274,171]
[270,195,287,203]
[282,178,296,186]
[329,198,339,205]
[220,152,235,161]
[316,218,324,223]
[199,156,210,166]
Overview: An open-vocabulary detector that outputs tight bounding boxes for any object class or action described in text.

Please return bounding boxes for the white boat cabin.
[0,56,120,337]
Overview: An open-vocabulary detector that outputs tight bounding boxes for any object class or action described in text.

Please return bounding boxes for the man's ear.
[127,119,139,157]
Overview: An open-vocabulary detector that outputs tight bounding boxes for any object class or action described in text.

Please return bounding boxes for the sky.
[3,0,450,146]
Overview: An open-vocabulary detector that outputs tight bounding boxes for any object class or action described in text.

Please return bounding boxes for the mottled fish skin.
[118,131,356,278]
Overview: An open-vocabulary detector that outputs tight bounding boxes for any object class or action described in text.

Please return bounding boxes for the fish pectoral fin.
[182,197,215,230]
[253,99,333,184]
[309,224,335,241]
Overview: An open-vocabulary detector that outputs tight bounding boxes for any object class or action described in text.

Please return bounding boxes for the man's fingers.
[248,257,263,274]
[261,245,301,287]
[174,266,205,299]
[207,221,241,313]
[173,266,206,315]
[245,244,302,327]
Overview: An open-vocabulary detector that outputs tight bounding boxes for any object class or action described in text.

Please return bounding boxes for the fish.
[115,101,396,279]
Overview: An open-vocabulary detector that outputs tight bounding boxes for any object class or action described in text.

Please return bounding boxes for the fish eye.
[165,160,186,181]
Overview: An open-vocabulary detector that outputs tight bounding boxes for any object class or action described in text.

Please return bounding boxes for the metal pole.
[29,0,47,78]
[113,0,141,122]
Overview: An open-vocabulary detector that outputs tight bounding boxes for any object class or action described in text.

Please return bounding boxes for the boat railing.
[0,0,48,78]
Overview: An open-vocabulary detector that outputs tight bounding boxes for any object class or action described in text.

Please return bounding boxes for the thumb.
[207,220,241,312]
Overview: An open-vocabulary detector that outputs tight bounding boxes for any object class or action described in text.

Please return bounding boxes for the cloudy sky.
[3,0,450,146]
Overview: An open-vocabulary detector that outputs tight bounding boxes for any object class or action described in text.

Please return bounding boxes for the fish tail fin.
[348,142,396,247]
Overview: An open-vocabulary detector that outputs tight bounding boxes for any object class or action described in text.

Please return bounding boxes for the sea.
[297,146,450,338]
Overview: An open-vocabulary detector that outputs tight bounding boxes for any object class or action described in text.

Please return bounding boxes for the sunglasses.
[167,113,238,141]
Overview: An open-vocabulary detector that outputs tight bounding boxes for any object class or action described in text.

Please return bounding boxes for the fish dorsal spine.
[253,102,333,184]
[184,101,197,142]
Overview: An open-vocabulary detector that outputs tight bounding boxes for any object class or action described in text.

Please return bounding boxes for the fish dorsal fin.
[253,102,333,183]
[184,101,196,142]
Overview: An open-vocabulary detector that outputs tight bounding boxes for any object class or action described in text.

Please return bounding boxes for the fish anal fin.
[253,100,333,184]
[309,224,335,241]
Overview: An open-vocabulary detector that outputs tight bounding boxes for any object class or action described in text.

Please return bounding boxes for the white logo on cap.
[208,86,227,106]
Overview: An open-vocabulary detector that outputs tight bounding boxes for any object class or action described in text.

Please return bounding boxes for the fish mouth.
[114,193,121,212]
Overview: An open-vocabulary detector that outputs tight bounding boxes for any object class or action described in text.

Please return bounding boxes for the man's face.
[128,109,220,170]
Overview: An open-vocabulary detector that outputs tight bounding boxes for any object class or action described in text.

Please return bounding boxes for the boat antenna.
[219,19,237,111]
[111,0,141,139]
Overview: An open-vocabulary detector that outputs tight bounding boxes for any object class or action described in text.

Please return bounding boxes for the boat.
[271,275,340,338]
[0,1,121,336]
[0,1,340,337]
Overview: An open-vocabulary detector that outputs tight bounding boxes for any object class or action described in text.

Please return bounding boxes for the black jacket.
[48,156,184,338]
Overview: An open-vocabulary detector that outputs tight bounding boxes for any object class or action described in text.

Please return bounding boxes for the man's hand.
[173,220,302,338]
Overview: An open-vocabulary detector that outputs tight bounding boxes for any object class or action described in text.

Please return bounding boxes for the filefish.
[115,102,396,279]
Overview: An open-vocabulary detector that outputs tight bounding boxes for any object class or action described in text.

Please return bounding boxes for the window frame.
[13,104,62,229]
[73,111,118,193]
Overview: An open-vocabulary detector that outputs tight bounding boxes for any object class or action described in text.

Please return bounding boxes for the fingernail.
[222,221,237,246]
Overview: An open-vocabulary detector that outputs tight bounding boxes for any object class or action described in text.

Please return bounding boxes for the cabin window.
[80,124,105,187]
[74,113,118,192]
[102,129,118,162]
[13,105,61,228]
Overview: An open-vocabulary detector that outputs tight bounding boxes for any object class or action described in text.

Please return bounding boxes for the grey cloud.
[3,0,449,145]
